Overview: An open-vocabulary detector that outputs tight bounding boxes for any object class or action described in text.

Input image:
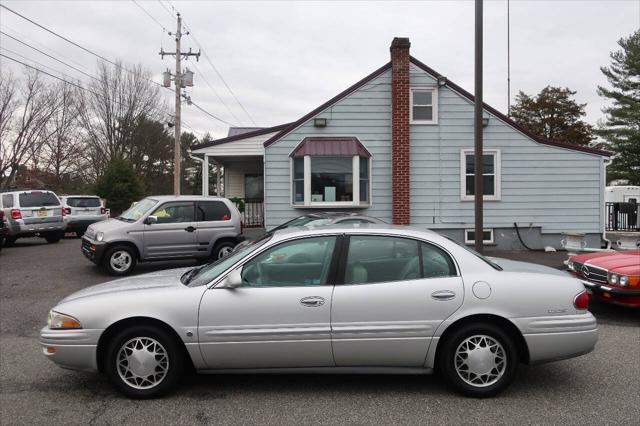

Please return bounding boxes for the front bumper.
[81,237,107,264]
[40,327,102,372]
[579,280,640,308]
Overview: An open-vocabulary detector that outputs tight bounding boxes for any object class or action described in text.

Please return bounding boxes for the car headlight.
[47,310,82,329]
[619,275,628,287]
[608,273,618,285]
[96,231,104,242]
[567,260,575,271]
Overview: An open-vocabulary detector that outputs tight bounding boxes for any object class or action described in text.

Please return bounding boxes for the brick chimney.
[390,37,411,225]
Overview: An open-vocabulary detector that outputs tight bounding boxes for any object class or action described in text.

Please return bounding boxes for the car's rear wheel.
[212,241,235,260]
[439,323,518,398]
[105,325,184,399]
[103,245,137,275]
[44,232,62,243]
[4,236,17,247]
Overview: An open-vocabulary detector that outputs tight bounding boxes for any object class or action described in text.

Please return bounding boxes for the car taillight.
[63,207,71,216]
[100,207,106,215]
[574,290,589,310]
[10,209,21,220]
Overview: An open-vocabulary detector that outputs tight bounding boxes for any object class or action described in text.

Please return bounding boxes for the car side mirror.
[218,268,243,289]
[145,215,158,225]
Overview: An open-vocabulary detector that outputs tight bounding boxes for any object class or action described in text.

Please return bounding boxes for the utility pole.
[160,13,199,195]
[474,0,484,253]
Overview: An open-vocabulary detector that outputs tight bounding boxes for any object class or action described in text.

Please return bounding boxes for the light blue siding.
[264,63,605,237]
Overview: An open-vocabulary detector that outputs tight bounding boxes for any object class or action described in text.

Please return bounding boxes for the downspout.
[602,157,612,249]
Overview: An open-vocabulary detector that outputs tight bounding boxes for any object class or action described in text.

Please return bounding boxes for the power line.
[157,0,175,21]
[185,26,257,126]
[190,60,242,125]
[131,0,169,33]
[0,52,96,94]
[0,3,164,89]
[190,100,237,127]
[0,31,98,81]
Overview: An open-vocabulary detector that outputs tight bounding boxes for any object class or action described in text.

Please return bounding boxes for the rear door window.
[196,201,231,221]
[18,192,60,207]
[345,236,420,284]
[66,197,101,208]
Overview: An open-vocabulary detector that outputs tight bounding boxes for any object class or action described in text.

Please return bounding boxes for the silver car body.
[60,195,108,233]
[81,195,243,265]
[42,225,597,376]
[0,190,65,238]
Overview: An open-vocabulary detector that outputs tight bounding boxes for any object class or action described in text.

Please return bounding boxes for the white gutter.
[187,150,207,196]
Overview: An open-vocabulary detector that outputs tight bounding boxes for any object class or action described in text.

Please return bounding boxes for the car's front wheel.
[105,325,184,399]
[439,323,518,398]
[103,245,137,275]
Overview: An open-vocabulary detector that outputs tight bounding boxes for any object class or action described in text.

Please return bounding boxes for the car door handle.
[184,226,196,232]
[431,290,456,301]
[300,296,325,307]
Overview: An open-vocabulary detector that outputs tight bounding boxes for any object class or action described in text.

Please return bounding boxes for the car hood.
[488,257,567,276]
[583,252,640,274]
[59,267,191,304]
[571,250,640,264]
[87,218,135,234]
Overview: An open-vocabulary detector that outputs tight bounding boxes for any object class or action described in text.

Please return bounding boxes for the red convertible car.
[568,250,640,308]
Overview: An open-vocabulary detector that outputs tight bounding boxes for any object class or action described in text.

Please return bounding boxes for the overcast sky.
[1,0,638,139]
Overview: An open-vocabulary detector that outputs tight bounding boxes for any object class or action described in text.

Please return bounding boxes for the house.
[191,37,611,249]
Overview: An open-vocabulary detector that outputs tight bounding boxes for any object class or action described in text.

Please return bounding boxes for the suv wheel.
[213,241,235,260]
[44,232,62,244]
[104,325,184,399]
[103,245,137,275]
[439,323,518,398]
[4,236,17,247]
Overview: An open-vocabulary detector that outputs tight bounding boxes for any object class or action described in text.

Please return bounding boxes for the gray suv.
[81,195,244,275]
[0,190,66,245]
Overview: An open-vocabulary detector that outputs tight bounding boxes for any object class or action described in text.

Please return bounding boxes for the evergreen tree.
[598,30,640,185]
[511,86,594,146]
[95,158,144,216]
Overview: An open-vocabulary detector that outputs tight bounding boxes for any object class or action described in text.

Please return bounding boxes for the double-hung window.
[410,88,437,124]
[461,149,501,201]
[291,137,371,208]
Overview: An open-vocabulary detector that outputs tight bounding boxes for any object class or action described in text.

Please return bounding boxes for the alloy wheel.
[116,337,169,390]
[110,250,132,272]
[454,334,506,387]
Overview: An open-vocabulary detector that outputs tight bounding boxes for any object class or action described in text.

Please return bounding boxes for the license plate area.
[37,210,48,217]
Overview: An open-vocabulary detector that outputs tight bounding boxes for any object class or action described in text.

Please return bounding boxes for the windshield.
[118,198,157,222]
[19,192,60,207]
[185,235,272,287]
[445,237,503,271]
[66,197,101,208]
[271,216,331,233]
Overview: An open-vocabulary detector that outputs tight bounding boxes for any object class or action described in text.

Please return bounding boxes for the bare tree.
[78,60,164,176]
[39,81,87,187]
[0,69,58,189]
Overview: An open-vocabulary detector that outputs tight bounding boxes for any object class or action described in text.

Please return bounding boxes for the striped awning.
[290,137,371,158]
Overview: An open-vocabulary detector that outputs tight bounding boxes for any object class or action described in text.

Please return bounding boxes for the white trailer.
[605,186,640,203]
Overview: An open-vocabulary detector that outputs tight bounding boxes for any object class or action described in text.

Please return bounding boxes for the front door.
[198,235,338,369]
[143,201,198,259]
[331,235,464,367]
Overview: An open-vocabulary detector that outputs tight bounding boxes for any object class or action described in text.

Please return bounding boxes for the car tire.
[104,325,184,399]
[4,236,17,247]
[75,231,84,237]
[212,241,235,260]
[103,245,137,276]
[44,232,62,243]
[0,237,3,252]
[439,323,518,398]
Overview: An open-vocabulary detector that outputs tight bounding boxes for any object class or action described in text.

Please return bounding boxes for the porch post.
[216,164,221,197]
[202,155,209,196]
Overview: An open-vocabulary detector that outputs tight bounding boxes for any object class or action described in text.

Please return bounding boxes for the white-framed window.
[291,155,372,208]
[464,229,495,245]
[460,149,501,201]
[410,88,438,124]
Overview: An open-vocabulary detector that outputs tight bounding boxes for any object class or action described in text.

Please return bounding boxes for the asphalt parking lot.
[1,238,639,425]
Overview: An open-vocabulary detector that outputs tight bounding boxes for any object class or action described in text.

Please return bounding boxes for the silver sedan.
[41,225,597,399]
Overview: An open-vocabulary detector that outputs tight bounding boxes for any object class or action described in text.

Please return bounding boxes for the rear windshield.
[66,197,101,208]
[19,192,60,207]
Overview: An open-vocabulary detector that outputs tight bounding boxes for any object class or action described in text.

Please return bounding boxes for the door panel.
[198,235,339,369]
[331,235,463,367]
[143,201,198,258]
[331,277,463,367]
[195,201,235,256]
[198,286,334,368]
